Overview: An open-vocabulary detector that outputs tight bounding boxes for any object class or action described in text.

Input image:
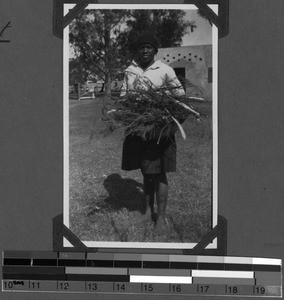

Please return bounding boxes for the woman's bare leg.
[154,172,168,232]
[143,174,155,220]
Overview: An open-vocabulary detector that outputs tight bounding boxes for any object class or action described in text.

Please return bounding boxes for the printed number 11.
[30,282,40,289]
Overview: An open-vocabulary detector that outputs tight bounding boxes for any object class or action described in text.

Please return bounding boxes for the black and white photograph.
[2,0,284,298]
[63,4,218,248]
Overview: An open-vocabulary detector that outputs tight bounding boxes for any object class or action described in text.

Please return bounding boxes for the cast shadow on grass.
[88,173,145,215]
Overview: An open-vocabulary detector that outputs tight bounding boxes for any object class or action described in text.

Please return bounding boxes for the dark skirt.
[121,134,176,174]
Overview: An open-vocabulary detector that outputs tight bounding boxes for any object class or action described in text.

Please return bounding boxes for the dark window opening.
[174,67,186,91]
[208,67,212,83]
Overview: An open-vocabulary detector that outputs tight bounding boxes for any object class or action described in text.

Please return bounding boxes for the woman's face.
[137,43,156,67]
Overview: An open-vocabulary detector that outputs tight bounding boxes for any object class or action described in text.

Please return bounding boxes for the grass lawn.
[68,97,213,244]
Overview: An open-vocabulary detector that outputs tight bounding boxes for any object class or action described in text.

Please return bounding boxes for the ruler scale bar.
[3,266,65,274]
[2,281,282,297]
[170,262,197,269]
[33,259,57,266]
[193,277,256,285]
[59,252,85,260]
[198,263,225,270]
[3,274,130,282]
[58,259,86,267]
[192,270,254,278]
[3,274,67,281]
[255,271,282,286]
[129,268,191,276]
[3,252,281,264]
[143,261,169,268]
[87,260,114,267]
[67,275,130,282]
[3,259,31,266]
[66,267,128,275]
[130,275,192,284]
[114,260,142,268]
[1,251,282,297]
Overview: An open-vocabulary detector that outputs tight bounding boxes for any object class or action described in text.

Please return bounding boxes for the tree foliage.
[69,9,195,95]
[70,9,130,95]
[126,10,195,49]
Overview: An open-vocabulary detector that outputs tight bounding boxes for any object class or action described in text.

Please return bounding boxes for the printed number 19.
[255,287,266,294]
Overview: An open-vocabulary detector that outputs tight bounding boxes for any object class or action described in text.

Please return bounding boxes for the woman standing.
[120,31,186,233]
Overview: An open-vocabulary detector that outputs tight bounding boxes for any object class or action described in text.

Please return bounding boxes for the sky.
[182,10,212,46]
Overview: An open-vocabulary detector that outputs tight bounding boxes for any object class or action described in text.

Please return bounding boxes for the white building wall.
[155,45,212,100]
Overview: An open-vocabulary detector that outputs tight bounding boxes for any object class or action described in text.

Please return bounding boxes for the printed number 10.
[3,281,13,289]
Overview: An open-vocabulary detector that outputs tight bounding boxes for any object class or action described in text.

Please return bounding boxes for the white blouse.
[120,60,185,97]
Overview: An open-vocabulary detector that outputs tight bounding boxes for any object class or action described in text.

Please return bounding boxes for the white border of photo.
[63,3,218,249]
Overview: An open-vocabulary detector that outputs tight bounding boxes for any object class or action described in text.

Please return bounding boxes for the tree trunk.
[104,73,112,97]
[104,11,112,98]
[78,83,81,100]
